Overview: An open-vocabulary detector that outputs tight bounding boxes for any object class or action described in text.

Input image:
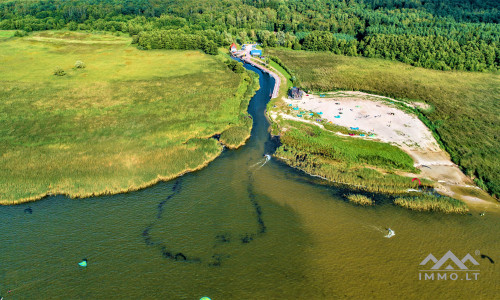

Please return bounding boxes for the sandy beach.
[273,91,498,209]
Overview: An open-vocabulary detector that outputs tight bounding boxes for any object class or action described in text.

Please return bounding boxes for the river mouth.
[0,64,498,299]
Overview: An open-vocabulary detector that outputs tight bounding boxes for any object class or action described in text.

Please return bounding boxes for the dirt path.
[276,92,498,210]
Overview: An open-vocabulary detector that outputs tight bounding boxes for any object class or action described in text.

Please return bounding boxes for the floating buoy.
[78,258,88,267]
[200,297,211,300]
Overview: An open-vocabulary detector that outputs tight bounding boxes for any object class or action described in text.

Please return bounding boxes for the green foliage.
[13,30,27,37]
[225,59,245,73]
[394,195,469,214]
[0,0,498,71]
[137,30,219,55]
[269,49,500,199]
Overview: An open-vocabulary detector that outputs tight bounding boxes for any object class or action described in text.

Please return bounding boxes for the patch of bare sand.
[278,92,498,210]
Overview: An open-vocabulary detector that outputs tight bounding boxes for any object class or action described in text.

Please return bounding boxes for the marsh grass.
[346,194,374,206]
[394,194,469,214]
[0,31,257,204]
[274,120,431,194]
[268,49,500,198]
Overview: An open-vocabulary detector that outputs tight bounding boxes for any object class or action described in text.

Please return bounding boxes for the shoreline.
[1,58,260,205]
[1,147,224,205]
[1,126,255,205]
[269,91,498,210]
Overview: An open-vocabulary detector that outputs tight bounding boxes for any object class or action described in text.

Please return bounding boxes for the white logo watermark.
[419,250,480,281]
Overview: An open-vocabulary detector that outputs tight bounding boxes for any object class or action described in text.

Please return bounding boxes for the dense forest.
[0,0,499,70]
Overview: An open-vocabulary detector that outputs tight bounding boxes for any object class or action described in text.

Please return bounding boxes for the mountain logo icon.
[420,250,479,270]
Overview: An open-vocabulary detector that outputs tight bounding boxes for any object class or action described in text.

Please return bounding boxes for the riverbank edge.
[249,56,476,214]
[0,62,260,206]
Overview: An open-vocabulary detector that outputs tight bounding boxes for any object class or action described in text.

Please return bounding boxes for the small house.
[250,49,262,56]
[230,43,237,53]
[288,87,303,100]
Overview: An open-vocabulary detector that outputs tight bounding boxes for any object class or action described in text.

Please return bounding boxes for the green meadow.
[0,31,256,204]
[268,49,500,199]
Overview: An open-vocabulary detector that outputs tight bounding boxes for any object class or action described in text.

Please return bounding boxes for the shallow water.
[0,65,498,299]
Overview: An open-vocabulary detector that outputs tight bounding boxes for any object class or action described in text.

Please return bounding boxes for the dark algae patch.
[142,165,269,266]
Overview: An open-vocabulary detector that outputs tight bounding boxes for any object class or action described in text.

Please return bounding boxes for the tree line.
[0,0,498,70]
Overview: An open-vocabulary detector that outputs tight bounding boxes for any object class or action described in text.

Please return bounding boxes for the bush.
[131,35,139,44]
[225,59,245,73]
[13,30,28,37]
[53,67,66,76]
[74,60,86,69]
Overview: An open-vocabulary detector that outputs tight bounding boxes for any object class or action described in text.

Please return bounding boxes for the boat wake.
[249,154,271,171]
[364,224,395,238]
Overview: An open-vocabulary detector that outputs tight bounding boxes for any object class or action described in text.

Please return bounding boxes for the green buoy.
[78,258,88,267]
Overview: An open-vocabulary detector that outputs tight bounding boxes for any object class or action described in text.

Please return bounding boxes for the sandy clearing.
[275,92,498,209]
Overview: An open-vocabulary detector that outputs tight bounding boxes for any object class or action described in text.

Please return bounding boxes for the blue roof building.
[250,49,262,56]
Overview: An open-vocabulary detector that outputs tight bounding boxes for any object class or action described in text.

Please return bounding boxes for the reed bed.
[394,195,469,214]
[346,194,374,206]
[0,31,257,204]
[274,121,432,195]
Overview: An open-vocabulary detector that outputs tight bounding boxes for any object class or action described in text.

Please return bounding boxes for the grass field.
[0,31,256,204]
[268,49,500,199]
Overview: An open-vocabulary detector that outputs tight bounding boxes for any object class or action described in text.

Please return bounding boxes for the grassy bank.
[394,194,469,214]
[268,49,500,199]
[0,31,257,204]
[274,120,432,194]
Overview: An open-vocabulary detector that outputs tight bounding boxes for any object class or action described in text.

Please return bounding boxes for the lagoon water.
[0,65,498,299]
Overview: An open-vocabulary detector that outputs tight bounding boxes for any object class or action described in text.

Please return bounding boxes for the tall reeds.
[274,121,432,195]
[394,195,469,214]
[0,33,259,204]
[346,194,374,206]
